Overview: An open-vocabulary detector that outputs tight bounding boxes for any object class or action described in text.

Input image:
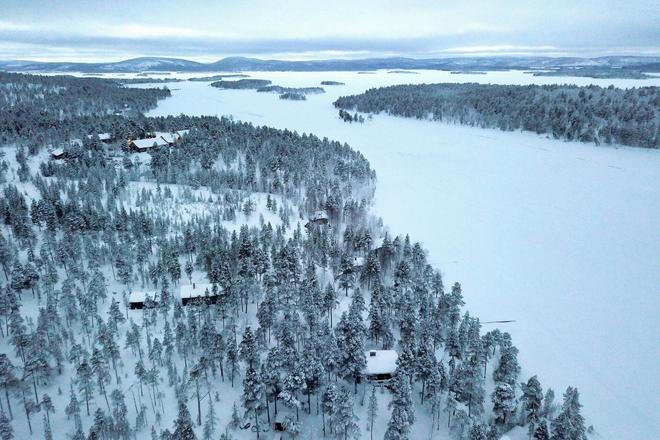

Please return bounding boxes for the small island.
[210,78,272,89]
[321,80,345,85]
[189,74,250,81]
[387,70,419,74]
[279,92,306,100]
[257,85,325,94]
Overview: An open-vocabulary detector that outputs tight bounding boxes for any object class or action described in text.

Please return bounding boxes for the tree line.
[334,83,660,148]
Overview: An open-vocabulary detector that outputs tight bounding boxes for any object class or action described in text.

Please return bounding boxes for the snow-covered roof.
[353,256,365,267]
[180,283,220,300]
[131,137,169,149]
[311,210,328,221]
[364,350,397,375]
[51,148,64,157]
[129,290,156,303]
[88,133,112,141]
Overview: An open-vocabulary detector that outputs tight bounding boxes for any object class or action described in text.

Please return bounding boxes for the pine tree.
[173,400,197,440]
[242,365,264,438]
[469,423,489,440]
[533,421,550,440]
[550,387,586,440]
[334,310,366,393]
[334,386,359,440]
[0,409,12,440]
[322,384,339,436]
[239,326,258,369]
[384,373,414,440]
[493,336,520,387]
[521,375,543,434]
[202,398,217,440]
[42,414,52,440]
[0,355,16,419]
[367,386,378,440]
[416,339,437,404]
[491,382,517,427]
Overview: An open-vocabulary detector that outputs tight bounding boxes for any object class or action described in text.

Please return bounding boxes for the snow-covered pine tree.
[384,372,415,440]
[242,365,264,438]
[521,375,543,433]
[367,385,378,440]
[550,387,586,440]
[334,386,360,440]
[172,400,197,440]
[491,382,517,427]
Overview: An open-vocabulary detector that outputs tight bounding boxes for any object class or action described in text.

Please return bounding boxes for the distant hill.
[1,55,659,74]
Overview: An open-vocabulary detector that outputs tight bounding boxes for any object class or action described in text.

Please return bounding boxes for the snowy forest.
[0,72,591,440]
[333,83,660,148]
[0,72,171,145]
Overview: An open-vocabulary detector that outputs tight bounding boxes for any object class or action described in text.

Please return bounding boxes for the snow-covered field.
[134,70,660,439]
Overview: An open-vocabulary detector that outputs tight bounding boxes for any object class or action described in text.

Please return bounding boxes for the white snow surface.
[134,69,660,439]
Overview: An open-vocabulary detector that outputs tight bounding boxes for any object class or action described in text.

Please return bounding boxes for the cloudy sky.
[1,0,658,62]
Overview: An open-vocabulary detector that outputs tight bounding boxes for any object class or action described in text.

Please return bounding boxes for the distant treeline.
[334,83,660,148]
[0,72,171,144]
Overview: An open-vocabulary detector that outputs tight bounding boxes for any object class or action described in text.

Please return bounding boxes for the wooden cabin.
[364,350,398,385]
[129,291,157,310]
[180,282,221,306]
[304,210,329,228]
[127,130,189,152]
[50,148,65,160]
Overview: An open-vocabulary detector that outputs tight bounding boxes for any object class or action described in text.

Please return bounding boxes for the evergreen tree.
[242,365,264,438]
[521,375,543,433]
[550,387,586,440]
[384,373,414,440]
[533,421,550,440]
[367,386,378,440]
[202,398,217,440]
[173,400,197,440]
[491,382,517,427]
[0,409,12,440]
[334,386,360,440]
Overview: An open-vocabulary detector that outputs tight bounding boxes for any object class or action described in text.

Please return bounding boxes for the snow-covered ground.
[133,69,660,439]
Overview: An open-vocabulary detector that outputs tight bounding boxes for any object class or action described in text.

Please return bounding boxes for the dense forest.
[334,83,660,148]
[0,71,590,440]
[0,72,171,145]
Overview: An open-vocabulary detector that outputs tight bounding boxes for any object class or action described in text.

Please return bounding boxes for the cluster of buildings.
[50,129,190,159]
[129,282,220,309]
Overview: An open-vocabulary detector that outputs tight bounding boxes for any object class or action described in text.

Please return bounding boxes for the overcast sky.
[1,0,658,62]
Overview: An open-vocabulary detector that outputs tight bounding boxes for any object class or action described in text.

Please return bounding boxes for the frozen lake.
[139,70,660,439]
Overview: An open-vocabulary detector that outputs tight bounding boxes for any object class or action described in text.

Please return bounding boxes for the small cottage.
[364,350,398,384]
[129,291,157,310]
[305,210,329,228]
[128,130,189,152]
[180,282,221,306]
[50,148,65,160]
